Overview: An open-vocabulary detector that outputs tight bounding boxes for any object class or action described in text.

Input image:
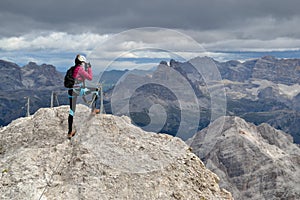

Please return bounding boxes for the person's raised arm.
[78,64,93,80]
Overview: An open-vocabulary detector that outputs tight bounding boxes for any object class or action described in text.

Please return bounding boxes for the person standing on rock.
[67,54,100,139]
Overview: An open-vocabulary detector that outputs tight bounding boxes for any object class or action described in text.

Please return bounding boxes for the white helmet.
[75,54,87,64]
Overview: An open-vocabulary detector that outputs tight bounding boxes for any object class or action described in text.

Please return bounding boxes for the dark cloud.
[1,0,300,45]
[1,1,300,69]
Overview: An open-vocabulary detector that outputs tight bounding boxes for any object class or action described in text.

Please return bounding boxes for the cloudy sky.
[1,0,300,71]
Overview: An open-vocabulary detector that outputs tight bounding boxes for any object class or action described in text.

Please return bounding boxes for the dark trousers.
[68,89,77,134]
[67,88,100,134]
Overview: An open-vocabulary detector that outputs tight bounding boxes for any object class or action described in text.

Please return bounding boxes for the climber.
[67,54,100,139]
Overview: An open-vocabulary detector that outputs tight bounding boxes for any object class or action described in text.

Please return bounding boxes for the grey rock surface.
[0,105,232,200]
[187,116,300,200]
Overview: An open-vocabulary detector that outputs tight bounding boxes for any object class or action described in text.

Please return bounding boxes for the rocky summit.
[0,105,232,200]
[187,116,300,200]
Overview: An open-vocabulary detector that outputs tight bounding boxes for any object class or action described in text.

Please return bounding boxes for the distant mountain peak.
[189,55,216,63]
[261,55,277,61]
[24,61,39,68]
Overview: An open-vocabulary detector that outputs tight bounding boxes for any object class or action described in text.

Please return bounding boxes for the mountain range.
[0,60,66,125]
[1,55,300,199]
[0,56,300,144]
[103,56,300,143]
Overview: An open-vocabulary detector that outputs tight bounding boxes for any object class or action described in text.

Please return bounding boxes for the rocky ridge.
[0,105,232,200]
[187,116,300,200]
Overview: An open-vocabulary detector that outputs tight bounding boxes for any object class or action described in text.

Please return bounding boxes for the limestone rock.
[187,116,300,200]
[0,105,232,200]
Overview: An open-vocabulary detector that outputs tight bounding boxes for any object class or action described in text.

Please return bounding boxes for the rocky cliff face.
[187,116,300,200]
[21,62,63,89]
[0,105,232,200]
[252,56,300,85]
[0,60,63,90]
[0,60,23,90]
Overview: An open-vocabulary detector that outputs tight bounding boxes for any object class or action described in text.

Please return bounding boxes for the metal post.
[55,93,59,106]
[100,84,104,114]
[26,97,30,117]
[50,91,54,108]
[51,91,59,108]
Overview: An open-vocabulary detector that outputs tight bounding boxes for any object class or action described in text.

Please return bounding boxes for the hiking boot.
[67,130,76,139]
[92,109,100,115]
